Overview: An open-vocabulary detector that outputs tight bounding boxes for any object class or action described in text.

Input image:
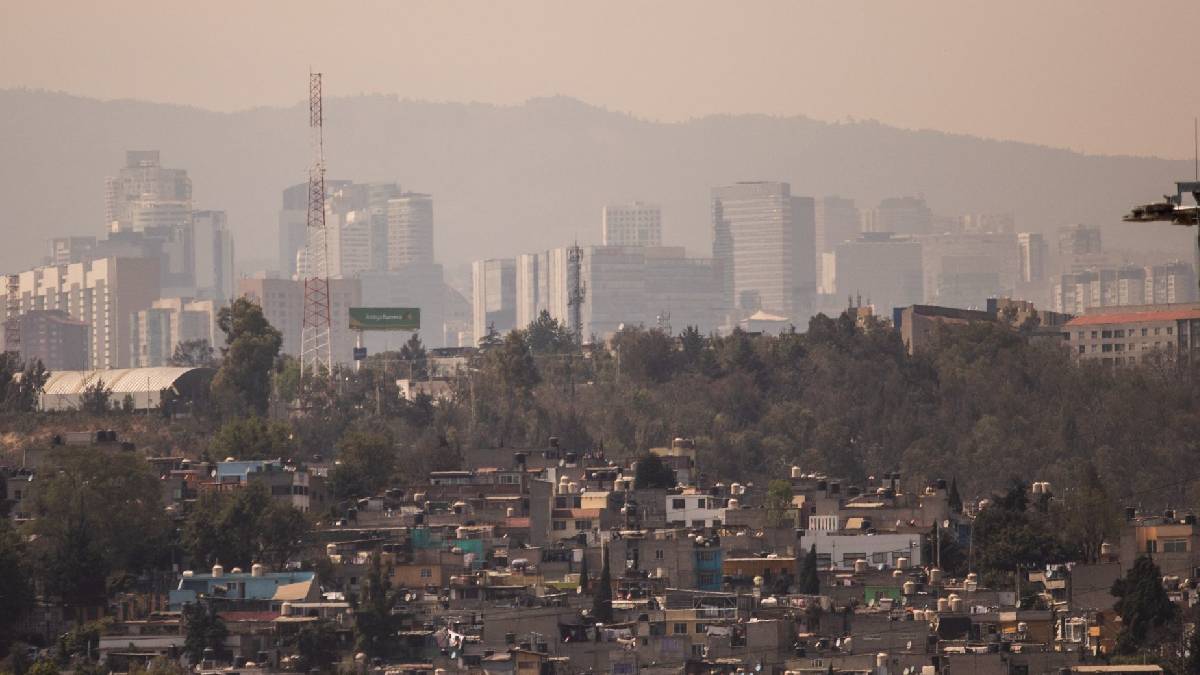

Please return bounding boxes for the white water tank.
[506,507,515,517]
[854,559,868,574]
[326,543,338,557]
[1101,542,1114,557]
[182,570,194,578]
[928,568,943,584]
[892,569,904,579]
[252,563,264,577]
[1031,482,1043,495]
[876,653,888,668]
[937,598,949,613]
[727,498,740,509]
[903,580,917,596]
[1041,482,1052,495]
[896,557,909,570]
[212,564,224,578]
[230,567,243,575]
[791,466,802,479]
[280,602,292,616]
[950,597,964,613]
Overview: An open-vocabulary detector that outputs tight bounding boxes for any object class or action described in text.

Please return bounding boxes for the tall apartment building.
[863,196,933,235]
[833,233,924,315]
[516,248,575,331]
[1,257,161,369]
[130,298,218,368]
[920,233,1020,309]
[387,193,434,267]
[602,202,662,247]
[1148,262,1198,304]
[238,276,361,365]
[0,310,88,370]
[711,182,815,321]
[1017,232,1047,283]
[1058,224,1103,257]
[105,151,192,233]
[471,259,517,344]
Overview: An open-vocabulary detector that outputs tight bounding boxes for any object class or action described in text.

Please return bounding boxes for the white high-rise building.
[472,258,517,344]
[105,150,192,233]
[711,182,815,321]
[602,202,662,247]
[1017,232,1047,284]
[387,193,434,267]
[516,248,574,330]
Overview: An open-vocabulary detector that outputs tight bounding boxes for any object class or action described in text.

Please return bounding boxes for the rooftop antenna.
[567,242,585,345]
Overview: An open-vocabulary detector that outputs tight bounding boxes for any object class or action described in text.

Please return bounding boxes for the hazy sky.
[3,0,1199,159]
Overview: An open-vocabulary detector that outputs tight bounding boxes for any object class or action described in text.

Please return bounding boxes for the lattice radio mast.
[567,243,586,345]
[300,72,333,379]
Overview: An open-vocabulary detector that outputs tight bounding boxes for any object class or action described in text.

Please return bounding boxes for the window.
[1102,344,1112,353]
[1168,326,1174,335]
[699,573,717,586]
[697,550,715,562]
[420,568,432,578]
[1163,539,1188,553]
[872,552,888,564]
[1091,331,1098,339]
[574,519,593,530]
[673,623,688,635]
[1142,328,1149,336]
[692,519,706,528]
[1147,540,1158,553]
[655,549,664,560]
[1102,330,1112,338]
[553,521,567,531]
[1078,345,1085,354]
[672,498,685,510]
[1114,329,1125,338]
[695,623,708,634]
[1155,327,1161,335]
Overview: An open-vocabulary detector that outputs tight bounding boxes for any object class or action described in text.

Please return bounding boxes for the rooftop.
[1066,308,1200,327]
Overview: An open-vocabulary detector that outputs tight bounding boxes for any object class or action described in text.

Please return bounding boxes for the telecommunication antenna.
[567,243,586,344]
[4,274,19,355]
[300,71,333,379]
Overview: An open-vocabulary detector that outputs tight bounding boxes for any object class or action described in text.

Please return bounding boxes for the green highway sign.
[348,307,420,331]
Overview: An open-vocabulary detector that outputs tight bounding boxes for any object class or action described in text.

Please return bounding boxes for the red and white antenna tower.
[300,71,333,379]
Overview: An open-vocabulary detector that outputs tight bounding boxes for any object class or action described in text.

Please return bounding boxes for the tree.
[526,310,575,353]
[182,482,309,569]
[947,478,962,514]
[0,517,33,657]
[354,552,404,658]
[79,378,112,415]
[182,603,228,664]
[798,544,820,595]
[398,333,428,379]
[1185,617,1200,675]
[291,620,340,671]
[330,429,396,500]
[209,416,294,461]
[0,355,48,413]
[30,449,169,611]
[1112,555,1177,654]
[765,479,794,527]
[592,543,614,623]
[633,454,676,490]
[169,339,217,368]
[212,297,283,416]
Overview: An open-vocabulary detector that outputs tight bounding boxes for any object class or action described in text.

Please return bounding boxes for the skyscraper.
[834,233,924,315]
[1017,232,1047,283]
[472,258,517,344]
[1058,224,1103,257]
[814,196,860,256]
[105,151,192,233]
[864,196,933,235]
[387,193,434,267]
[711,182,814,321]
[192,210,235,301]
[602,202,662,247]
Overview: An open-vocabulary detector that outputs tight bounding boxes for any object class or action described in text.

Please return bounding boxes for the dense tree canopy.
[212,297,282,416]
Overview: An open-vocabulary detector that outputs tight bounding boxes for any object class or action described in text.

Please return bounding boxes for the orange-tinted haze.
[2,0,1199,159]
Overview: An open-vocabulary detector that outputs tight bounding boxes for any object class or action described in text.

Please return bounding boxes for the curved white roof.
[42,367,202,396]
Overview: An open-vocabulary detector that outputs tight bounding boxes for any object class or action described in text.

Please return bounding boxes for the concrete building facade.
[602,202,662,247]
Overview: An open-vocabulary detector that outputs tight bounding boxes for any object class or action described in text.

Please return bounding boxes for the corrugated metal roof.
[1066,309,1200,327]
[42,367,201,396]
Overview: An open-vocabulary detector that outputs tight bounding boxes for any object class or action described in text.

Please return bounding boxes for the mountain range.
[1,88,1194,277]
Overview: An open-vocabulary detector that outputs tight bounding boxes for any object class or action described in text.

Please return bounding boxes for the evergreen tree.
[947,478,962,514]
[592,543,613,623]
[799,544,820,594]
[633,454,676,490]
[1112,555,1177,654]
[182,603,228,664]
